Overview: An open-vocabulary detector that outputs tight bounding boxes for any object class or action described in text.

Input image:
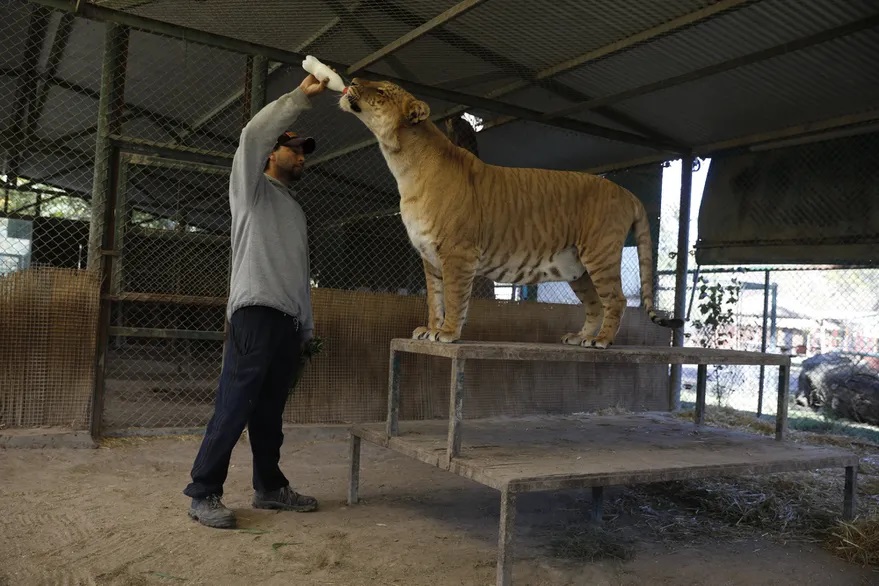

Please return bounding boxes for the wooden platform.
[351,413,858,493]
[390,338,791,366]
[347,339,857,585]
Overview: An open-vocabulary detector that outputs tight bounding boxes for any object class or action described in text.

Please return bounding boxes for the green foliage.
[687,274,742,405]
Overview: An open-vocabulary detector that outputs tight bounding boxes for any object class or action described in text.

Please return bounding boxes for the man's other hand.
[300,73,328,97]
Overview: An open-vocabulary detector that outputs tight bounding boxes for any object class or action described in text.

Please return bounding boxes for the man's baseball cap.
[276,131,315,154]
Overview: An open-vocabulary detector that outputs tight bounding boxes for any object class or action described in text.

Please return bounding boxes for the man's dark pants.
[184,305,304,499]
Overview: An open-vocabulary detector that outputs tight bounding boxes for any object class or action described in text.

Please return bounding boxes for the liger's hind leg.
[576,245,626,349]
[561,272,604,346]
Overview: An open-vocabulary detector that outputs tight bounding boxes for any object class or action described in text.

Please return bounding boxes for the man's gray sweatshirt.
[226,87,314,335]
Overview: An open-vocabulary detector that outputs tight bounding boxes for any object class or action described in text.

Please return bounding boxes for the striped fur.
[339,78,683,347]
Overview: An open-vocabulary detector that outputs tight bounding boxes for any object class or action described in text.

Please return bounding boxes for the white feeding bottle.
[301,55,347,92]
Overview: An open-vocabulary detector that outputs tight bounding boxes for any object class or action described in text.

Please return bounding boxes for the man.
[183,72,330,529]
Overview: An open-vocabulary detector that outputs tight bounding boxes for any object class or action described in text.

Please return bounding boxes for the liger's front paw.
[561,332,584,346]
[560,333,612,349]
[412,327,459,343]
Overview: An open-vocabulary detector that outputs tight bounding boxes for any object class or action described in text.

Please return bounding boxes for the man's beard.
[286,165,304,182]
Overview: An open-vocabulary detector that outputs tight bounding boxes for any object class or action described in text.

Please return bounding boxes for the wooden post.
[591,486,604,524]
[496,487,516,586]
[695,363,707,425]
[348,433,361,505]
[386,350,401,437]
[446,357,467,466]
[775,364,790,440]
[844,465,857,520]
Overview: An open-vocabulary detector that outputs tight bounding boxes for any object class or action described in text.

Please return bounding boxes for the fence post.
[669,155,694,411]
[757,269,770,416]
[221,54,269,373]
[89,21,129,439]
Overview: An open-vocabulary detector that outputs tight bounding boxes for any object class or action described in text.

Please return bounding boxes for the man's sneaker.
[188,494,236,528]
[252,485,318,512]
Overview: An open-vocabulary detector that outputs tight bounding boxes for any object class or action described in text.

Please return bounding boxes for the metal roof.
[2,0,878,230]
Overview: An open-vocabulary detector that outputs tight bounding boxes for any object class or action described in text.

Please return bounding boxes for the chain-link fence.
[656,266,879,443]
[2,0,877,439]
[1,2,101,429]
[656,149,879,443]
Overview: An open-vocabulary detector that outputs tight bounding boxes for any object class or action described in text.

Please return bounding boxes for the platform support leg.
[497,487,516,586]
[844,465,857,520]
[775,364,790,441]
[591,486,604,525]
[348,433,361,505]
[445,357,467,467]
[695,364,707,425]
[386,350,401,437]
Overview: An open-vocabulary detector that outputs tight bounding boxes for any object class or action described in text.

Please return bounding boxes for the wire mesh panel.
[0,1,103,430]
[102,155,231,430]
[656,266,879,442]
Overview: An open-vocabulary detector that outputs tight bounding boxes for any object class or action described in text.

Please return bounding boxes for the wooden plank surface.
[390,339,790,366]
[353,413,857,492]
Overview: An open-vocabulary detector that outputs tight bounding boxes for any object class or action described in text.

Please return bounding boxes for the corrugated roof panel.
[52,15,105,94]
[124,30,248,128]
[442,0,716,72]
[125,0,345,55]
[475,119,658,171]
[35,85,99,139]
[608,27,879,147]
[0,0,32,70]
[554,0,878,98]
[383,35,501,87]
[120,0,465,75]
[491,85,577,113]
[0,75,20,132]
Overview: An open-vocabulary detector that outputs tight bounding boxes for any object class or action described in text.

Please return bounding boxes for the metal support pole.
[250,55,268,119]
[757,269,770,417]
[89,22,129,439]
[668,155,694,411]
[770,284,778,347]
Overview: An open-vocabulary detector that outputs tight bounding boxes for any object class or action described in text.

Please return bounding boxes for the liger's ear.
[405,98,430,125]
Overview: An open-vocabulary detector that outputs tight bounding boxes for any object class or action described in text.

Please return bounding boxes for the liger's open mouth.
[346,92,361,113]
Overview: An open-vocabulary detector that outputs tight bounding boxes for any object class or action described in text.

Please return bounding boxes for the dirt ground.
[1,427,876,586]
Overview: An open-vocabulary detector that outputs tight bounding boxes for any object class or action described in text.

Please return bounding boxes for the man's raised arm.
[230,74,328,202]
